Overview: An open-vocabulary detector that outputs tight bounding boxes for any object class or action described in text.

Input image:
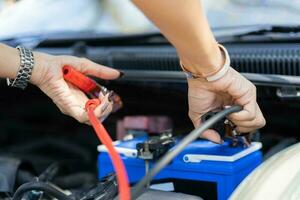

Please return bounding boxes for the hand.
[188,67,266,143]
[30,52,121,124]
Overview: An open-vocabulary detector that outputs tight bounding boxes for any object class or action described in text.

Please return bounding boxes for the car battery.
[98,137,262,200]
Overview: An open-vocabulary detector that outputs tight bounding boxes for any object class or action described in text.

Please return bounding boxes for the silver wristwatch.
[7,46,35,89]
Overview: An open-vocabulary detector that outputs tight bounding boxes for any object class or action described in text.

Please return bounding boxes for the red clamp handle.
[62,65,97,94]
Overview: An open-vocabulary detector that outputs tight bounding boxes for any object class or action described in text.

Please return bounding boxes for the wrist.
[30,52,52,86]
[181,44,230,82]
[0,44,20,79]
[187,67,235,94]
[180,43,224,77]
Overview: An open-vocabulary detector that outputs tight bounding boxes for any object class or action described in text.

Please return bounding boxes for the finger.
[93,94,113,118]
[188,91,218,128]
[64,87,113,124]
[228,100,257,122]
[80,58,121,80]
[50,81,89,124]
[75,97,112,124]
[236,126,257,133]
[94,102,112,119]
[200,129,223,144]
[189,110,223,144]
[233,115,265,129]
[100,103,113,122]
[55,103,68,116]
[235,120,263,133]
[233,105,266,130]
[62,56,121,80]
[188,109,202,128]
[101,103,113,118]
[68,106,89,124]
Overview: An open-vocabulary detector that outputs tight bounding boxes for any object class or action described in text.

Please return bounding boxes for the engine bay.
[1,33,300,199]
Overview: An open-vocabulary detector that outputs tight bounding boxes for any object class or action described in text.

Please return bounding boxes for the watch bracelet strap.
[180,44,231,82]
[7,46,34,89]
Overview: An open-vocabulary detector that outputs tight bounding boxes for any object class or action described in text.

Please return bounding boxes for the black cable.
[12,181,75,200]
[39,163,59,182]
[54,172,96,189]
[131,105,242,199]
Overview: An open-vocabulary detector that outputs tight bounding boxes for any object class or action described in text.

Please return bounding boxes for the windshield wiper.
[237,25,300,35]
[214,24,300,42]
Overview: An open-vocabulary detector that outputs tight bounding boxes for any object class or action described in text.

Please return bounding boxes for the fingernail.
[118,71,125,78]
[211,138,223,144]
[201,131,222,144]
[108,91,115,102]
[209,135,223,144]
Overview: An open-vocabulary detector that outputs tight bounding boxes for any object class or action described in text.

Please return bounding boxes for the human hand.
[30,52,121,124]
[188,67,266,143]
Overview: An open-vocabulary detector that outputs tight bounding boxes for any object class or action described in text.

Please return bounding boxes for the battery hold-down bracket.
[136,131,175,161]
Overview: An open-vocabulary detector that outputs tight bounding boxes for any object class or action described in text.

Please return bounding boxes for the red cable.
[62,66,130,199]
[85,99,131,200]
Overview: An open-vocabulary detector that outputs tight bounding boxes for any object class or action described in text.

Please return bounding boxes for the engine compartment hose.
[12,181,73,200]
[131,105,243,199]
[85,99,131,200]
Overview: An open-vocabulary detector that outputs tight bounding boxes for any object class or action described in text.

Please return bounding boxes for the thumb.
[62,56,121,80]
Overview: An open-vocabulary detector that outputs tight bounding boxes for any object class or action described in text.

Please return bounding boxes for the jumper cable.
[63,66,130,200]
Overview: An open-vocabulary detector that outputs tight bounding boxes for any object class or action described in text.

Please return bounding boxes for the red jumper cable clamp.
[62,65,123,112]
[62,65,130,200]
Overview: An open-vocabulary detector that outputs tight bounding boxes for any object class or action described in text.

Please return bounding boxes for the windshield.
[204,0,300,28]
[0,0,300,40]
